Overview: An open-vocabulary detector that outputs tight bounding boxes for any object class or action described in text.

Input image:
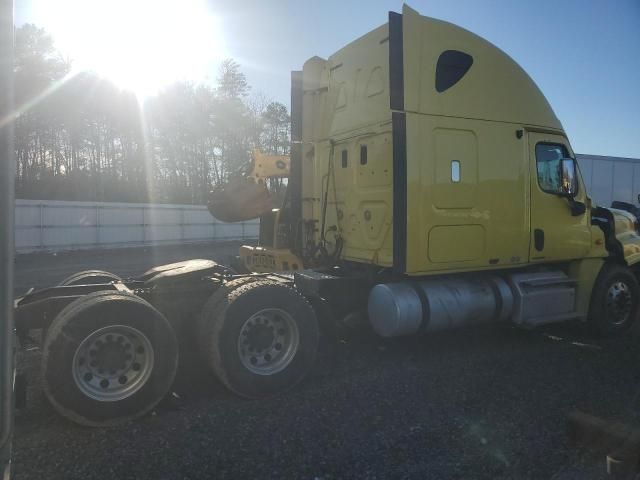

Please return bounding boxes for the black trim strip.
[290,70,303,254]
[291,71,302,143]
[392,112,407,274]
[388,11,404,111]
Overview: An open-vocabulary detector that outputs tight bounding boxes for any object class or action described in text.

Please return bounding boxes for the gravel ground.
[12,243,640,479]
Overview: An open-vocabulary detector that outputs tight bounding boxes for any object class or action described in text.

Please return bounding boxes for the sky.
[15,0,640,158]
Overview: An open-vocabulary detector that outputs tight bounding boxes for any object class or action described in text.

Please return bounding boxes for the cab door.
[528,132,591,262]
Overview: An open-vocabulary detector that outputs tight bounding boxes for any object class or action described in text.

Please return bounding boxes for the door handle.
[534,229,544,251]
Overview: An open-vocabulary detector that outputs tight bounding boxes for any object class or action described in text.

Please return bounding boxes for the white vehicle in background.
[577,154,640,209]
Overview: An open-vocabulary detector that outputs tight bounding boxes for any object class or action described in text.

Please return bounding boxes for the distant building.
[576,154,640,207]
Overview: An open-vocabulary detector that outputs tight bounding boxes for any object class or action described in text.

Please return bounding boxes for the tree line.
[14,24,291,204]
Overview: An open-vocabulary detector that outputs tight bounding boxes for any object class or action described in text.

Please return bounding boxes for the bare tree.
[13,26,290,205]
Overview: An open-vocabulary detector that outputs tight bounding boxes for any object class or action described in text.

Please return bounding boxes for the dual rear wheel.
[198,279,319,399]
[41,275,319,426]
[42,291,179,427]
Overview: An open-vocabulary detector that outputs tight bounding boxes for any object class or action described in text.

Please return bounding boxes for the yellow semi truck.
[14,5,640,426]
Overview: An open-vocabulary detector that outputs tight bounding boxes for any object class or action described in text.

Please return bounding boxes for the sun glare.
[40,0,225,97]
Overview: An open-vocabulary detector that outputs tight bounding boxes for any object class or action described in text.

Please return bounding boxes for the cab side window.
[536,143,572,194]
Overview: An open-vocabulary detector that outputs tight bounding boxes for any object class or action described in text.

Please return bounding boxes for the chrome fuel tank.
[368,276,513,337]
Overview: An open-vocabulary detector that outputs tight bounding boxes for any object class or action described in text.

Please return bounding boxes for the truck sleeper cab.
[272,4,640,337]
[14,4,640,427]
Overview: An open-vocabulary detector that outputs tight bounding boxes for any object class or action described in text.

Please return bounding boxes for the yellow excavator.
[208,149,307,272]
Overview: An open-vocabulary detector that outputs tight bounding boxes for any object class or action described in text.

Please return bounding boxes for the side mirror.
[560,158,578,197]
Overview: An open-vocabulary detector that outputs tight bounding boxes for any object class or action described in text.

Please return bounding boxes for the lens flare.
[40,0,225,96]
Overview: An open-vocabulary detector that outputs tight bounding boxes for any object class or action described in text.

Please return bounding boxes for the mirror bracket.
[567,197,586,216]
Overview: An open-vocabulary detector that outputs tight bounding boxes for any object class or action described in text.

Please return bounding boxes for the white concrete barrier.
[14,155,637,253]
[15,199,259,253]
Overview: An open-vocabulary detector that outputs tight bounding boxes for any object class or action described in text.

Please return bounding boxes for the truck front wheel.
[588,263,640,336]
[42,291,178,426]
[200,280,319,398]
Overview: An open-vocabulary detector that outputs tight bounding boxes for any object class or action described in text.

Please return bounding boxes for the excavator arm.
[249,150,289,180]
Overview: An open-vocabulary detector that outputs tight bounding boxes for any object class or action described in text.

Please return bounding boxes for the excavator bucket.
[207,150,290,223]
[207,177,273,223]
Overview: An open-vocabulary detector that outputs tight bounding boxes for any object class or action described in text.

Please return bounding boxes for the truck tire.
[588,263,640,336]
[200,280,319,398]
[60,270,121,286]
[195,276,260,358]
[41,270,125,345]
[42,291,178,427]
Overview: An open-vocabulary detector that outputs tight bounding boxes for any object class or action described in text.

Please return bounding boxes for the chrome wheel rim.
[606,281,633,326]
[72,325,154,402]
[237,308,299,375]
